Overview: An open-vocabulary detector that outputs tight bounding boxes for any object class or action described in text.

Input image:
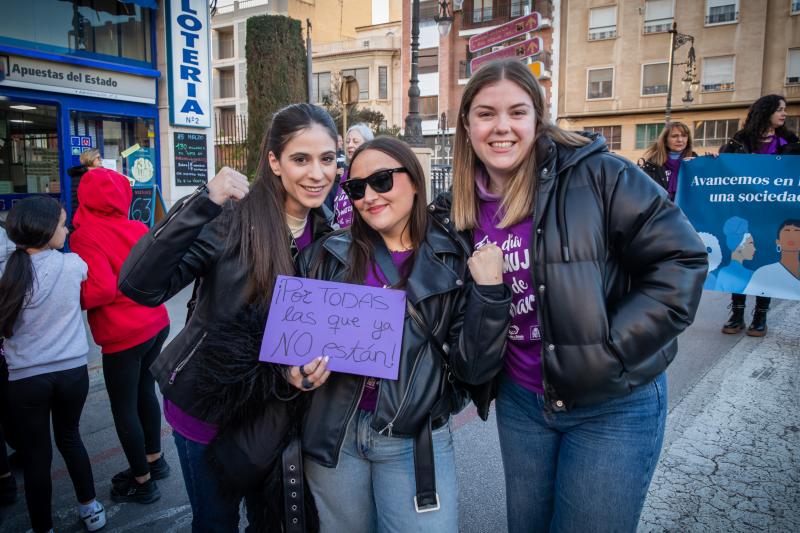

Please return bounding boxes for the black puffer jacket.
[119,186,333,416]
[719,130,800,155]
[433,134,708,411]
[297,217,511,468]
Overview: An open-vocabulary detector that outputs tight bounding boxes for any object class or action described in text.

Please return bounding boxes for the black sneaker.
[0,474,16,506]
[111,456,171,486]
[110,477,161,504]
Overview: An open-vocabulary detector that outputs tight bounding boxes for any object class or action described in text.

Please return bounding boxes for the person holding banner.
[289,136,511,532]
[744,219,800,300]
[119,103,338,531]
[639,121,697,201]
[718,94,799,336]
[70,168,171,505]
[441,59,707,533]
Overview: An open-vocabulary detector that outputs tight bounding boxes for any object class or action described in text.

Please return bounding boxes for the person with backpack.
[291,136,511,531]
[0,196,106,532]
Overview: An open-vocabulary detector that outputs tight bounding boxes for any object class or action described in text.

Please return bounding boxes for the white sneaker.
[80,501,107,531]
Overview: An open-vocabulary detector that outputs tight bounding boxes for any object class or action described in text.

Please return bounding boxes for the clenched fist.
[468,243,504,285]
[207,166,250,205]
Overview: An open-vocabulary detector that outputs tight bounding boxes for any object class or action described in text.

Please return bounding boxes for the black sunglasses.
[341,167,407,201]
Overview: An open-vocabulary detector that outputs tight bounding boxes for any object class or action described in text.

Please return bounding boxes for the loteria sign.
[469,12,548,53]
[470,37,543,72]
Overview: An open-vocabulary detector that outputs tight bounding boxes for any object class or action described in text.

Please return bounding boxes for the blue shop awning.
[121,0,158,8]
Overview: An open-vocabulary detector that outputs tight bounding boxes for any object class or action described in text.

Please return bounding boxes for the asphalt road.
[1,289,796,532]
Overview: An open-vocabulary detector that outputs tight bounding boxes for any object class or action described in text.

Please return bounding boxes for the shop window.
[635,123,664,149]
[587,68,614,99]
[341,68,370,101]
[0,0,153,66]
[693,119,740,147]
[584,125,622,150]
[0,101,60,199]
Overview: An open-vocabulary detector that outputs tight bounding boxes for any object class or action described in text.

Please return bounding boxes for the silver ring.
[302,377,313,390]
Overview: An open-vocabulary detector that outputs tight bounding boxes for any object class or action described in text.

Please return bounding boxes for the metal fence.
[430,164,452,199]
[214,113,248,174]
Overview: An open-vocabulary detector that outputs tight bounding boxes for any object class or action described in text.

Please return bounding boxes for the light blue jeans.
[496,372,668,533]
[304,409,459,533]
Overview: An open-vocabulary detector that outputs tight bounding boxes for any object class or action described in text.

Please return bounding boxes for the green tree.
[245,15,307,176]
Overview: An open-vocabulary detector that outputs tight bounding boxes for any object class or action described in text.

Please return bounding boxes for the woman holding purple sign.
[119,103,337,532]
[289,136,511,532]
[719,94,799,337]
[436,59,707,533]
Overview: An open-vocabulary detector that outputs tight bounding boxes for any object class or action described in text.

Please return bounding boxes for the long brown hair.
[232,103,338,303]
[345,137,429,286]
[642,121,693,166]
[452,59,589,230]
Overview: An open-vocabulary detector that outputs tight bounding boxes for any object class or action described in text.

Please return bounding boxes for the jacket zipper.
[168,331,207,385]
[154,187,205,239]
[334,378,366,465]
[378,343,427,437]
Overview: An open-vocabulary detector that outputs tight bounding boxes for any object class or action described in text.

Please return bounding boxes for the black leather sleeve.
[605,162,708,369]
[119,188,224,306]
[447,280,511,386]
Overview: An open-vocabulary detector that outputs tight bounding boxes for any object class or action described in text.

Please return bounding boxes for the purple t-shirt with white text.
[473,172,543,393]
[334,169,354,228]
[357,249,414,411]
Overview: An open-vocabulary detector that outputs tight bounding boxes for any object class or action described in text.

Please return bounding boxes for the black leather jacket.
[434,134,708,412]
[719,130,800,155]
[119,187,333,416]
[297,216,511,468]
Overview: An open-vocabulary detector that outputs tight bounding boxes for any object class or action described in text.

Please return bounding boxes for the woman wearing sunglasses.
[287,136,511,532]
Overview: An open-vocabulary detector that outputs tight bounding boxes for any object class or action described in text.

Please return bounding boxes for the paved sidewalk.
[639,299,800,532]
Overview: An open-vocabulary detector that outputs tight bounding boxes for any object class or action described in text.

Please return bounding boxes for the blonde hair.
[452,59,590,230]
[80,149,101,167]
[641,122,693,167]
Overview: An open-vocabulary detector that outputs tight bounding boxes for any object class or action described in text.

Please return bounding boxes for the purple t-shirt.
[756,135,788,155]
[473,171,543,394]
[357,249,414,411]
[334,169,354,228]
[165,216,317,445]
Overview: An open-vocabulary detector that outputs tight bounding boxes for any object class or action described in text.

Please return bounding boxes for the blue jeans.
[495,372,667,533]
[173,432,259,532]
[304,410,459,533]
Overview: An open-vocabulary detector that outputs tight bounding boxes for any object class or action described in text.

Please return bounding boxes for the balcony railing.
[786,76,800,85]
[643,17,673,34]
[702,82,735,92]
[705,9,738,25]
[462,1,553,28]
[642,84,668,95]
[588,26,617,41]
[313,36,398,56]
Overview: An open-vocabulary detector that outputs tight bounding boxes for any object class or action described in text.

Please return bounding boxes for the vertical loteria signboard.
[167,0,211,128]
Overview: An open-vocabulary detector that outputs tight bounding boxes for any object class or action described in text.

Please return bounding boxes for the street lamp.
[665,22,699,123]
[404,0,457,147]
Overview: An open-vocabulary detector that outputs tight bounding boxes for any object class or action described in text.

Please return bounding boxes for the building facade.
[0,0,218,216]
[557,0,800,161]
[400,0,558,164]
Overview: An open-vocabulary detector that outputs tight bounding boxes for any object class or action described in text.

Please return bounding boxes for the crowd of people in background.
[4,58,800,532]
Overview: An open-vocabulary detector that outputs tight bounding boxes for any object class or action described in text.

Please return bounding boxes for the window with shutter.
[587,68,614,99]
[702,56,735,92]
[644,0,674,33]
[642,63,669,95]
[787,49,800,85]
[588,6,617,41]
[705,0,738,25]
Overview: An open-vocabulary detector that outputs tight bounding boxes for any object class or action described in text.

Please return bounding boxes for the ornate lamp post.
[404,0,457,147]
[665,22,699,123]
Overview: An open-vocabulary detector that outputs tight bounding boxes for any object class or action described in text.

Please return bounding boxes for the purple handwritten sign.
[259,275,406,380]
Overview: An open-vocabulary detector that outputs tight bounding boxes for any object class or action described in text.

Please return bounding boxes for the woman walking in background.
[639,121,697,201]
[331,123,374,228]
[70,168,171,505]
[0,196,106,532]
[719,94,799,337]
